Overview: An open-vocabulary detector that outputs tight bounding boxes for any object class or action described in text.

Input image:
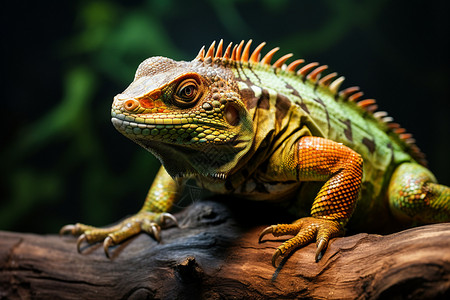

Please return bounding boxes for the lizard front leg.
[61,166,181,257]
[259,136,363,266]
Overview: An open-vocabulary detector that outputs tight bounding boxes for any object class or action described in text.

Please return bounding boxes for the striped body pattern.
[62,40,450,266]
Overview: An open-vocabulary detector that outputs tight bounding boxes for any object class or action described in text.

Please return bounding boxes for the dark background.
[1,0,449,234]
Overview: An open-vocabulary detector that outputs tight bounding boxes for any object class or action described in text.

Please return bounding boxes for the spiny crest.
[195,39,426,165]
[195,39,347,96]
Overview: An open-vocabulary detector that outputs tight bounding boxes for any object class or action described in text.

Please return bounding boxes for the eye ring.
[173,78,201,107]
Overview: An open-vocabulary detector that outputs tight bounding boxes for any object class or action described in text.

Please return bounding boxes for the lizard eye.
[173,78,201,107]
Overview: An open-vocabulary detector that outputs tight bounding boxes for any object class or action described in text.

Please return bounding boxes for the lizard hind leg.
[388,162,450,225]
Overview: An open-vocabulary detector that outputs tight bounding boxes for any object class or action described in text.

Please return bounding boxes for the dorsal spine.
[194,39,426,166]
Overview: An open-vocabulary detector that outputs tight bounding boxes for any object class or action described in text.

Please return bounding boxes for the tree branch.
[1,200,449,299]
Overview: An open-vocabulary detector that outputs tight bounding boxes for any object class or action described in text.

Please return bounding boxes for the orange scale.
[155,100,165,107]
[139,98,156,109]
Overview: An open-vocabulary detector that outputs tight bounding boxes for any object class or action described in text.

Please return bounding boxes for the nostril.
[124,99,139,112]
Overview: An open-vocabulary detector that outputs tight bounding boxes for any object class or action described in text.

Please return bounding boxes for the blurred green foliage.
[2,0,449,233]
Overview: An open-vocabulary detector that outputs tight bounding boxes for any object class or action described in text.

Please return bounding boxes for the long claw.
[77,234,87,253]
[160,213,178,227]
[151,224,161,242]
[272,249,282,268]
[60,224,76,235]
[103,236,114,259]
[315,239,327,262]
[258,226,273,243]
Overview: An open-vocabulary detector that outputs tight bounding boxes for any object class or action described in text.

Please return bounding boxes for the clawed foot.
[259,217,343,267]
[60,212,178,257]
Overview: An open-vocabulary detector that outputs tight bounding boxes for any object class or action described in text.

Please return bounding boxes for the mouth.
[111,114,243,148]
[111,107,230,129]
[111,116,158,136]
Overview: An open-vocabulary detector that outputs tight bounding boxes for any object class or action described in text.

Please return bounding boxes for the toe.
[103,236,114,258]
[274,225,316,258]
[272,249,282,267]
[77,234,87,253]
[159,213,178,227]
[258,226,274,243]
[60,224,76,236]
[315,239,327,262]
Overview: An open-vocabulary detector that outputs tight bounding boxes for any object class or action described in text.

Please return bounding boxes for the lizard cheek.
[224,104,240,126]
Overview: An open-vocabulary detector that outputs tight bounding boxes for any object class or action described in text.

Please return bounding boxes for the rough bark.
[1,200,449,300]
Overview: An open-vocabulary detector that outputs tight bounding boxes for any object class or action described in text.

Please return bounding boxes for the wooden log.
[1,200,449,299]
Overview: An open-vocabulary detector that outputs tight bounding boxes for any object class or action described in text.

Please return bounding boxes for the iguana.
[61,40,450,267]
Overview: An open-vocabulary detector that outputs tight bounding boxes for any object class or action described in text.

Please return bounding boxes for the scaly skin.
[388,163,450,224]
[61,40,450,266]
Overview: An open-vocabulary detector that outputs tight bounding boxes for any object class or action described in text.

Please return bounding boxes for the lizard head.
[111,55,254,180]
